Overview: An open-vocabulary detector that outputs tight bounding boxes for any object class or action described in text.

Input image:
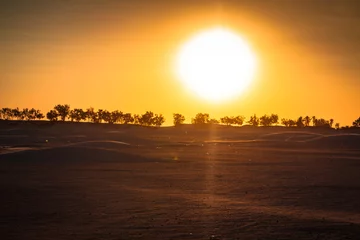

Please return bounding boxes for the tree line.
[0,105,359,128]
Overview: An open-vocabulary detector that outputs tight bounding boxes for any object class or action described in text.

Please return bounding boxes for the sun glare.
[176,27,257,102]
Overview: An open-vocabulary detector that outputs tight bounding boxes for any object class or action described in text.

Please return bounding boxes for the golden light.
[175,27,257,102]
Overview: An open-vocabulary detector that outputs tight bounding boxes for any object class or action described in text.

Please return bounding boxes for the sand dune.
[0,123,359,239]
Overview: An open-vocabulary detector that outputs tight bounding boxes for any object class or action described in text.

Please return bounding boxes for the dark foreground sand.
[0,122,360,239]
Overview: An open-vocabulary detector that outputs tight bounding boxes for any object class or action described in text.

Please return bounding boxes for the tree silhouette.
[304,116,311,127]
[11,108,22,120]
[69,108,86,122]
[233,115,245,126]
[111,110,123,124]
[46,110,58,121]
[54,104,70,121]
[28,108,39,121]
[0,104,356,130]
[86,107,97,123]
[21,108,29,120]
[281,118,296,127]
[101,110,112,124]
[296,116,304,128]
[1,108,13,120]
[312,118,331,128]
[96,109,105,123]
[35,110,44,120]
[139,111,154,126]
[173,113,185,126]
[220,115,245,126]
[312,116,317,126]
[259,114,278,126]
[220,116,233,126]
[208,118,219,124]
[192,113,210,125]
[122,113,134,124]
[248,114,260,126]
[281,118,290,127]
[153,114,165,127]
[133,114,141,125]
[353,117,360,127]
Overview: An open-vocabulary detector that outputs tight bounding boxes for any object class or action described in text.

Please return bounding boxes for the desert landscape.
[2,2,360,239]
[1,121,359,239]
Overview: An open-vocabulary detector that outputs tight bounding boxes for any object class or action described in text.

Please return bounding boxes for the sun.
[175,27,257,102]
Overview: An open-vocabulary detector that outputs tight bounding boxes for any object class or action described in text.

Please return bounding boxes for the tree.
[27,108,39,121]
[220,115,245,126]
[233,115,245,126]
[329,119,334,128]
[11,108,22,120]
[111,110,123,124]
[220,116,233,126]
[35,110,44,120]
[335,123,340,129]
[1,108,13,120]
[69,108,86,122]
[281,118,290,127]
[122,113,134,124]
[86,107,97,123]
[208,118,219,124]
[54,104,70,121]
[101,110,112,124]
[353,117,360,127]
[21,108,29,120]
[96,109,105,123]
[173,113,185,126]
[192,113,210,125]
[259,114,278,126]
[313,118,331,128]
[312,116,317,126]
[46,110,58,121]
[133,114,141,125]
[248,114,260,126]
[296,116,304,128]
[304,116,311,127]
[139,111,154,126]
[281,118,296,127]
[153,114,165,127]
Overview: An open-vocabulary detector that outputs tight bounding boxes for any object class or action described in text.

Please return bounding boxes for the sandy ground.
[0,122,360,239]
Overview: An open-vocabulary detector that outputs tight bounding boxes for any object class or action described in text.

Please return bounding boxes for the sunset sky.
[1,0,359,125]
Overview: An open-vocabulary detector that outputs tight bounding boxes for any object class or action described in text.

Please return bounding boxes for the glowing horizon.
[1,1,359,126]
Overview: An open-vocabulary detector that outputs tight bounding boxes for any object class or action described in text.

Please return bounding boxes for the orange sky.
[1,1,359,126]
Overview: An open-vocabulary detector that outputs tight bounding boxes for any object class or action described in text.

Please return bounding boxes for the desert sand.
[0,121,360,239]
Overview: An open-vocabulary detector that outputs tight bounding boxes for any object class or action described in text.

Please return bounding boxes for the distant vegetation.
[0,105,359,129]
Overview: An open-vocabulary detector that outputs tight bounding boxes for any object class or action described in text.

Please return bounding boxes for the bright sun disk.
[175,27,257,102]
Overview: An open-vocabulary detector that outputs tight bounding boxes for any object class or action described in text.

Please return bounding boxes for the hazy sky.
[1,0,359,125]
